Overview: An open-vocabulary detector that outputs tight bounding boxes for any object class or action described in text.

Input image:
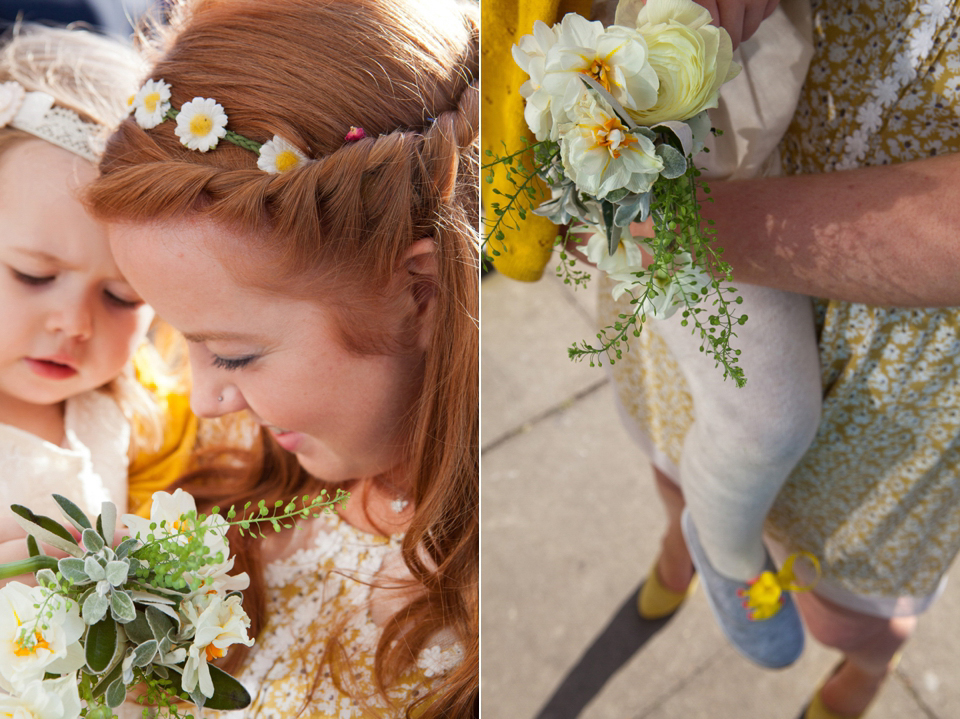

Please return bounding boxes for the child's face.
[0,141,154,416]
[109,216,424,483]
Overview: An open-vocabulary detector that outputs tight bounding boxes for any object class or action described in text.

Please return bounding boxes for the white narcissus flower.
[542,14,659,128]
[512,21,561,140]
[620,0,740,126]
[174,97,228,151]
[584,225,648,274]
[609,251,711,319]
[121,489,249,594]
[0,674,82,719]
[180,594,254,698]
[132,79,171,129]
[0,584,84,692]
[257,135,309,173]
[559,90,663,199]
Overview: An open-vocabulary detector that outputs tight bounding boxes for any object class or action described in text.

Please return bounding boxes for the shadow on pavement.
[534,582,674,719]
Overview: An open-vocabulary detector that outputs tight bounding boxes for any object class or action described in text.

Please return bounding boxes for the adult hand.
[696,0,779,48]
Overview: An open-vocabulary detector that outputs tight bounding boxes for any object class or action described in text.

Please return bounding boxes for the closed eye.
[104,290,143,310]
[211,354,256,371]
[11,269,55,286]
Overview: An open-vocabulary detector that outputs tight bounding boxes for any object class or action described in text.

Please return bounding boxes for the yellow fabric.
[602,0,960,608]
[481,0,591,281]
[127,345,198,518]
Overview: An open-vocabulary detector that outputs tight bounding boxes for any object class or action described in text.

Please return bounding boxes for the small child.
[0,25,190,521]
[625,0,822,668]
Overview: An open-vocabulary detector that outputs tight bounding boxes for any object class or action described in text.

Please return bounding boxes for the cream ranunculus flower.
[0,674,82,719]
[0,584,84,693]
[619,0,740,126]
[542,14,658,132]
[512,21,562,140]
[559,89,663,200]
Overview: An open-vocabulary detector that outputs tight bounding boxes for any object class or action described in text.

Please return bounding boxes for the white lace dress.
[236,511,463,718]
[0,390,129,519]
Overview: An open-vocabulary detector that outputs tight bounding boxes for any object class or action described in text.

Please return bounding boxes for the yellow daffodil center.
[584,55,614,93]
[205,644,226,661]
[592,116,636,159]
[275,150,300,173]
[190,114,213,136]
[14,630,50,657]
[144,92,162,114]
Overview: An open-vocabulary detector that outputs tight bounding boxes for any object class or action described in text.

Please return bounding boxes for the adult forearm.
[705,152,960,306]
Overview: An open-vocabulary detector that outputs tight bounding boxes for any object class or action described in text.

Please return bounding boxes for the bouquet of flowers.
[485,0,747,385]
[0,488,348,718]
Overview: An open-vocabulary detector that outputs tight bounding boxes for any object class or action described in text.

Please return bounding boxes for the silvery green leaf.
[605,188,630,203]
[122,650,135,685]
[82,529,105,554]
[58,557,89,584]
[124,613,152,644]
[130,590,176,605]
[97,579,112,597]
[601,202,621,256]
[83,592,109,625]
[85,555,105,581]
[114,538,140,560]
[653,120,694,156]
[35,568,58,587]
[98,502,117,544]
[152,665,169,680]
[105,560,129,587]
[189,687,207,711]
[656,144,687,180]
[132,639,158,668]
[634,126,656,142]
[146,605,175,641]
[105,677,126,709]
[10,505,83,557]
[614,192,651,227]
[110,590,136,623]
[52,495,92,532]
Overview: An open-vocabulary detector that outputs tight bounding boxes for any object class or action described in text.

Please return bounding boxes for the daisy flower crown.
[130,78,367,174]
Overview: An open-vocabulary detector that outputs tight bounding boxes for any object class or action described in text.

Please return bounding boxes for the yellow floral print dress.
[602,0,960,617]
[234,513,463,718]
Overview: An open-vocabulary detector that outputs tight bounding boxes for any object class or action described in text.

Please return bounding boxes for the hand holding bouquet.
[486,0,747,384]
[0,488,348,718]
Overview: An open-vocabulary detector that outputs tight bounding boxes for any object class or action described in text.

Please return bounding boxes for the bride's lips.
[267,426,303,453]
[25,357,78,380]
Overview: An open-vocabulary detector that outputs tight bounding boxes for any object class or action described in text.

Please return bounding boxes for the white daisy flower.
[257,135,309,173]
[175,97,228,152]
[132,79,171,129]
[0,81,25,128]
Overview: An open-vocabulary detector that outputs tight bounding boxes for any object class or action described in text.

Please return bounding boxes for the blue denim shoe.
[681,509,805,669]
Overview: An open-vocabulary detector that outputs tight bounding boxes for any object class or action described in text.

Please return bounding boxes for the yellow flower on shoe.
[257,135,309,174]
[132,79,171,129]
[617,0,740,125]
[175,97,228,152]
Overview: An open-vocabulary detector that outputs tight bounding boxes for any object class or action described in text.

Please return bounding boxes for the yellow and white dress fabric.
[236,513,463,718]
[602,0,960,617]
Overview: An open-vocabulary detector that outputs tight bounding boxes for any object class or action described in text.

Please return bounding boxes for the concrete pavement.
[480,265,960,719]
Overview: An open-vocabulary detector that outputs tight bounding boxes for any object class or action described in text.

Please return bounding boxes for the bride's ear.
[398,237,439,351]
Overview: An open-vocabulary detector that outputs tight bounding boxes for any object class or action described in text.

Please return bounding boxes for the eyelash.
[12,270,142,310]
[211,355,256,371]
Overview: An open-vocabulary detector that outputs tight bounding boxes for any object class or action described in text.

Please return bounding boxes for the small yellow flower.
[132,79,171,130]
[257,135,310,173]
[174,96,228,152]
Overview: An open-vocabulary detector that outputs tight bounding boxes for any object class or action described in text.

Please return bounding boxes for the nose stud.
[217,396,223,402]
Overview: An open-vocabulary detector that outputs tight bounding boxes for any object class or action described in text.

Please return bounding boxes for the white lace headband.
[0,80,103,162]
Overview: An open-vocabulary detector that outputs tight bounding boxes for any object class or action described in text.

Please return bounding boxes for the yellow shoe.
[637,563,698,620]
[804,654,902,719]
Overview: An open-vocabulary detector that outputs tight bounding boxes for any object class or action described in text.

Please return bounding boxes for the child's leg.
[654,284,822,581]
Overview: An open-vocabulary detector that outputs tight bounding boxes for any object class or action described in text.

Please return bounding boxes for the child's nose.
[46,301,93,340]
